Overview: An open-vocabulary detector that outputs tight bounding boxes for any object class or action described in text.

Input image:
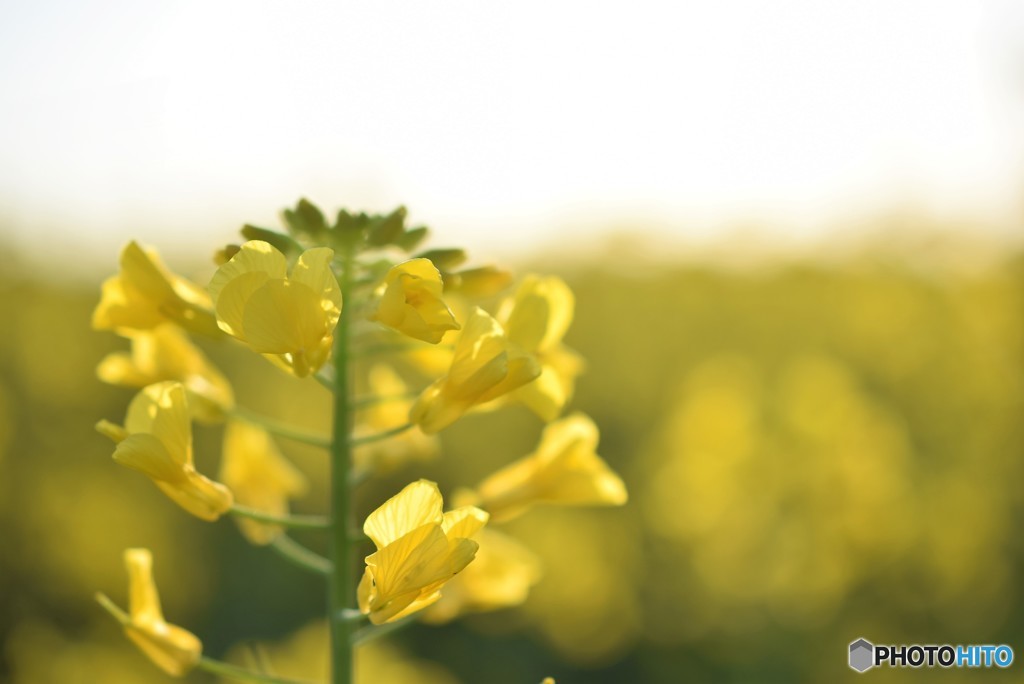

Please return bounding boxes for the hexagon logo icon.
[849,638,874,672]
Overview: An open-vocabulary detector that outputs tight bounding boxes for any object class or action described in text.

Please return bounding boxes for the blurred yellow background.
[3,1,1024,682]
[0,230,1021,683]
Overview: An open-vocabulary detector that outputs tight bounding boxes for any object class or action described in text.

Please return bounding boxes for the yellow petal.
[408,381,471,436]
[97,351,152,387]
[120,241,177,302]
[97,326,235,422]
[125,623,203,677]
[92,275,165,331]
[112,434,187,483]
[123,548,202,676]
[371,259,459,344]
[447,308,507,390]
[155,472,234,522]
[242,280,329,355]
[290,247,341,327]
[220,421,308,544]
[365,525,478,624]
[363,480,444,549]
[475,413,627,521]
[475,348,541,404]
[440,506,489,540]
[505,275,575,353]
[510,363,570,422]
[208,240,288,305]
[420,529,541,624]
[125,548,163,624]
[124,382,192,467]
[213,271,272,338]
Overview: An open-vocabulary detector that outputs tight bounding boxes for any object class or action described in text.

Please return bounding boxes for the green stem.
[229,406,331,448]
[329,244,357,684]
[94,592,129,625]
[196,656,317,684]
[351,422,414,446]
[270,535,332,575]
[314,368,335,391]
[230,505,331,530]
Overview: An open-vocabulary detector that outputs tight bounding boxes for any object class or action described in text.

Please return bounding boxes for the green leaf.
[394,226,429,251]
[415,248,468,271]
[282,198,328,239]
[366,206,407,247]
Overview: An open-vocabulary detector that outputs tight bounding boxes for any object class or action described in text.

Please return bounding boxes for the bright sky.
[1,1,1022,270]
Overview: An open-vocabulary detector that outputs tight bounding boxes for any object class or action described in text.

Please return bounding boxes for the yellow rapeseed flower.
[420,528,541,624]
[358,480,488,624]
[97,324,234,423]
[92,241,221,337]
[96,381,233,521]
[410,308,541,434]
[96,548,202,677]
[467,413,627,522]
[499,274,584,421]
[208,241,341,377]
[370,258,460,344]
[219,420,308,545]
[354,364,439,476]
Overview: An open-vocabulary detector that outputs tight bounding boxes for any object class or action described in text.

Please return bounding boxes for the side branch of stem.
[350,422,414,446]
[197,656,317,684]
[230,505,331,530]
[229,406,331,448]
[270,535,332,575]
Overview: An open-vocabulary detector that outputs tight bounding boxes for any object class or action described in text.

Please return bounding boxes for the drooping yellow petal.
[93,242,220,337]
[124,382,193,467]
[111,434,188,483]
[410,308,541,434]
[154,472,234,522]
[440,506,490,540]
[126,548,163,624]
[354,365,439,475]
[508,346,585,422]
[363,480,444,549]
[220,420,308,545]
[98,382,233,521]
[121,548,202,677]
[493,275,582,421]
[505,275,574,353]
[370,259,460,344]
[446,309,508,390]
[472,413,627,522]
[420,529,541,624]
[96,325,234,423]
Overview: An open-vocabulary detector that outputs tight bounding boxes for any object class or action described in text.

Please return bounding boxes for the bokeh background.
[2,2,1024,683]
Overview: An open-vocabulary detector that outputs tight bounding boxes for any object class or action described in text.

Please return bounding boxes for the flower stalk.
[329,241,356,684]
